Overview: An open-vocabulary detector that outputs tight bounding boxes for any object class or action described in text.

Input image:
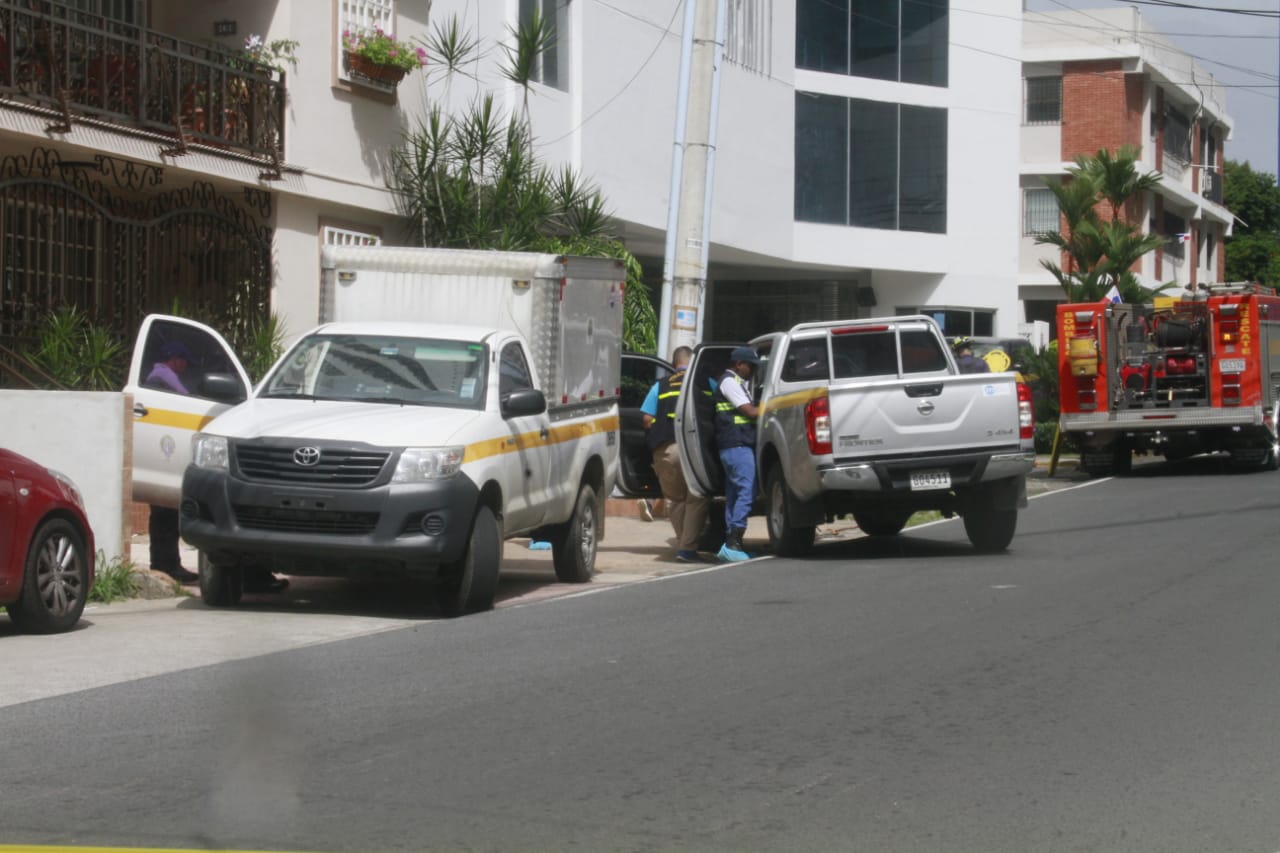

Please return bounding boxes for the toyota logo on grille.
[293,446,322,467]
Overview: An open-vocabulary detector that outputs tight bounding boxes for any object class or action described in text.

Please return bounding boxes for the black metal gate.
[0,146,272,352]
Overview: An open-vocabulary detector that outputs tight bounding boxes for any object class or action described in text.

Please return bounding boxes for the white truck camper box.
[320,246,625,413]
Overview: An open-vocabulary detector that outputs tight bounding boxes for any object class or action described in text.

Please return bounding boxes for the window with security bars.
[323,225,382,247]
[1023,188,1059,236]
[1164,106,1192,163]
[338,0,396,82]
[725,0,773,76]
[1024,77,1061,125]
[2,201,99,338]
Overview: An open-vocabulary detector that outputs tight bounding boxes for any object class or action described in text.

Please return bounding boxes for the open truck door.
[614,352,673,498]
[124,315,250,507]
[674,344,741,499]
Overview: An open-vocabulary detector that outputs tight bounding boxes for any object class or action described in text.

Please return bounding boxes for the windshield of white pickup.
[260,334,488,408]
[830,327,948,379]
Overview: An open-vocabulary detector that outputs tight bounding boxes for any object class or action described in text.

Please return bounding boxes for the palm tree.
[1035,147,1167,303]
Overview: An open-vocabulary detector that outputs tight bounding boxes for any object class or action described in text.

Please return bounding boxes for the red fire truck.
[1057,283,1280,475]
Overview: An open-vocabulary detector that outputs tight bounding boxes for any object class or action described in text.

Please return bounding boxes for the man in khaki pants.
[641,346,709,562]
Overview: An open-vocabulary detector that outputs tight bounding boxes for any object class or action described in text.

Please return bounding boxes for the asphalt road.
[3,456,1279,852]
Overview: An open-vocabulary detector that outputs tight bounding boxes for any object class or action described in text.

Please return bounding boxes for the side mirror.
[199,372,248,404]
[501,388,546,418]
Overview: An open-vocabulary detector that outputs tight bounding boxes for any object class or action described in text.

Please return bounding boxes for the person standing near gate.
[714,346,761,562]
[642,346,709,562]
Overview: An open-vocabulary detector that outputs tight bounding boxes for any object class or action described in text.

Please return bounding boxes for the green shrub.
[89,553,139,603]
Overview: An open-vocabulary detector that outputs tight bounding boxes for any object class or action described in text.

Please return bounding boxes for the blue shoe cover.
[717,544,751,562]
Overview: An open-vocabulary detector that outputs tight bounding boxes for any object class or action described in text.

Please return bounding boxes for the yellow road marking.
[0,847,318,853]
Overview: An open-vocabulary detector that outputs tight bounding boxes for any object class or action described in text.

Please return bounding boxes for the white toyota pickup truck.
[677,316,1036,555]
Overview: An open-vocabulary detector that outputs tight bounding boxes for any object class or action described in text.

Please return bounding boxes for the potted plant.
[342,28,426,86]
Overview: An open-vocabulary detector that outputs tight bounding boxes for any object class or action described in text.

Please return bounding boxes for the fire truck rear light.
[1017,382,1034,440]
[805,395,832,455]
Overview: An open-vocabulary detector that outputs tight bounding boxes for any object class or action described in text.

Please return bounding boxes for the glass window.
[499,342,533,398]
[796,0,946,87]
[795,92,849,224]
[782,337,831,382]
[1023,187,1059,235]
[899,105,947,234]
[1164,107,1192,163]
[899,329,948,374]
[832,330,899,379]
[849,98,899,230]
[262,335,486,409]
[798,95,946,234]
[519,0,569,91]
[850,0,898,82]
[796,0,849,73]
[1024,77,1061,125]
[901,0,948,86]
[620,356,670,409]
[142,320,245,401]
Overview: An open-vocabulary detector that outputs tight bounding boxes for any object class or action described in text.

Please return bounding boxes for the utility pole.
[658,0,726,360]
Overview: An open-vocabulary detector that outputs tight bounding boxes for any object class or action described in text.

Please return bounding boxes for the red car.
[1,449,95,633]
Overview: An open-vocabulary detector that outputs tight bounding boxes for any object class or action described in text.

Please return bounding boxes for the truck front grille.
[234,443,390,487]
[233,505,379,535]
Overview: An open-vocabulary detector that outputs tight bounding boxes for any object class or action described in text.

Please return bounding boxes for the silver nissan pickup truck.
[676,316,1036,555]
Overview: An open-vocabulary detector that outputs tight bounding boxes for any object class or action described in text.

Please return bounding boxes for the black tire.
[963,506,1018,553]
[1112,442,1132,475]
[436,504,502,617]
[765,466,814,557]
[198,551,243,607]
[1265,440,1280,472]
[551,483,598,583]
[852,507,912,537]
[6,518,89,634]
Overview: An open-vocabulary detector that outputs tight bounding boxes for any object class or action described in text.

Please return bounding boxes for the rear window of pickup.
[780,328,948,382]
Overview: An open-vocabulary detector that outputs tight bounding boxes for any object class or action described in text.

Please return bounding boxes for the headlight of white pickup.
[191,434,229,470]
[393,446,465,482]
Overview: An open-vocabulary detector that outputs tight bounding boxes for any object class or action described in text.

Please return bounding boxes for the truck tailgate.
[828,374,1021,459]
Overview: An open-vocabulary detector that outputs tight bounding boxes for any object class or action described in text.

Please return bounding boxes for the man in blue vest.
[714,346,761,562]
[642,347,708,562]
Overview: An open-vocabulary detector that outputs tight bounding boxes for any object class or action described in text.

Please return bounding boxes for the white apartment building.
[1020,8,1234,330]
[0,0,1024,355]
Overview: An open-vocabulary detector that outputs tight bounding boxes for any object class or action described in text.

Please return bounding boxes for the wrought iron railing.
[0,0,286,162]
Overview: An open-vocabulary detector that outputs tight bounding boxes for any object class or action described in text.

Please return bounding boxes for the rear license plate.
[909,469,951,490]
[1220,358,1246,374]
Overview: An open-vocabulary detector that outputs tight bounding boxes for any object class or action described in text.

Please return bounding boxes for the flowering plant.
[342,28,427,73]
[241,34,299,72]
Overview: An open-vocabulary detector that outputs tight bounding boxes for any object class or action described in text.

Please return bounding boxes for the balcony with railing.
[0,0,285,162]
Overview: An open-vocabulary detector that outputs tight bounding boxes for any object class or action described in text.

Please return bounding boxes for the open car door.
[614,353,673,498]
[674,344,740,499]
[124,315,250,508]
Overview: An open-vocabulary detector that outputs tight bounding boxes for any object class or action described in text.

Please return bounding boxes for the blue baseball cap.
[730,346,760,365]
